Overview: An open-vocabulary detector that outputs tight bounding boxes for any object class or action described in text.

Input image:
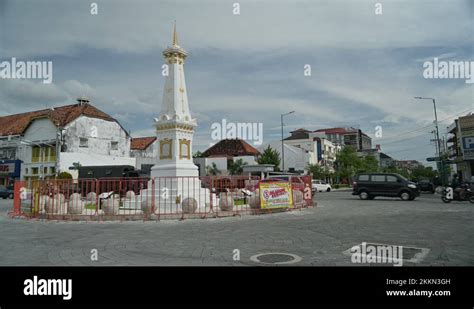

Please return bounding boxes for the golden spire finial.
[172,21,178,46]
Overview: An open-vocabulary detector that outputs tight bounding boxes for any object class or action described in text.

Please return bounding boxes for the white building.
[283,128,340,172]
[195,139,260,176]
[0,97,134,182]
[130,137,158,173]
[258,140,309,172]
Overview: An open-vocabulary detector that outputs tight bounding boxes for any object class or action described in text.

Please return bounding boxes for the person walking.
[451,174,458,189]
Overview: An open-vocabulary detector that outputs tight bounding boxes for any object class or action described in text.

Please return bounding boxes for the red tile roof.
[0,103,117,136]
[131,137,157,150]
[202,139,260,157]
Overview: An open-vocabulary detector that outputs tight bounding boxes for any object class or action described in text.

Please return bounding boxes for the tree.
[67,162,81,172]
[308,164,324,179]
[381,165,409,179]
[334,146,361,182]
[228,158,247,175]
[57,171,73,179]
[307,163,334,182]
[257,145,281,171]
[358,155,379,173]
[193,151,204,158]
[206,163,221,176]
[411,166,438,181]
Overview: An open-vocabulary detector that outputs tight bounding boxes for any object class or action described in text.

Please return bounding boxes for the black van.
[352,173,420,201]
[78,165,139,179]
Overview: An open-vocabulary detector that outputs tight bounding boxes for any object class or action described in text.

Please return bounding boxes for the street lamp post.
[281,111,295,173]
[414,97,445,185]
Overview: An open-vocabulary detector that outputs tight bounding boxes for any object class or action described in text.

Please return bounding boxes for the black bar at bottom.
[0,267,471,306]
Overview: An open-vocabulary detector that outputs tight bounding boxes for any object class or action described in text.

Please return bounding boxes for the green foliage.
[71,162,82,170]
[410,166,439,181]
[233,198,245,205]
[257,145,281,171]
[193,151,204,158]
[307,164,324,179]
[381,165,410,179]
[334,146,361,181]
[84,203,97,210]
[307,164,332,180]
[358,155,379,173]
[57,171,73,179]
[228,159,248,175]
[206,162,221,176]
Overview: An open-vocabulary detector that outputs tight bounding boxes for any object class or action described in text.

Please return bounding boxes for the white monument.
[142,24,215,213]
[150,23,199,178]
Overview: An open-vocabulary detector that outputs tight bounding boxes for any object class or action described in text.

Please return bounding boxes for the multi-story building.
[283,128,340,172]
[283,129,318,165]
[356,148,395,169]
[314,127,372,150]
[0,98,134,183]
[447,113,474,181]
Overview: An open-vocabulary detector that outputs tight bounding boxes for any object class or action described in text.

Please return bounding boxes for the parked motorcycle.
[441,184,474,203]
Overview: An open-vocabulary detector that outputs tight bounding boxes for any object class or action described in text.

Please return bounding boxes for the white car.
[312,180,332,192]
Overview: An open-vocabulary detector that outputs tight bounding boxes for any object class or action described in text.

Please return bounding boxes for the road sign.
[426,157,441,162]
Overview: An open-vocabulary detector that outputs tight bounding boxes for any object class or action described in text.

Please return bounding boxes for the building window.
[51,146,56,161]
[79,138,89,148]
[32,146,41,162]
[111,141,119,150]
[46,146,56,162]
[32,167,39,175]
[50,167,56,174]
[43,167,48,174]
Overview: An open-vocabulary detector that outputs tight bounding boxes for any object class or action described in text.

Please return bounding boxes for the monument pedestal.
[139,162,217,213]
[150,161,199,178]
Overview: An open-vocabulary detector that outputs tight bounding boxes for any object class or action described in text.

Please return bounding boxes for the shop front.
[0,160,22,187]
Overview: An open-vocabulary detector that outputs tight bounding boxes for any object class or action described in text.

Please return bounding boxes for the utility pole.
[414,97,445,185]
[280,111,295,173]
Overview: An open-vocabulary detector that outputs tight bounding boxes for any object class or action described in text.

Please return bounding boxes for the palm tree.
[206,163,221,176]
[228,159,247,175]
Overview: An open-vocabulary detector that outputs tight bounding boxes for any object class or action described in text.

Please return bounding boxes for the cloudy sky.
[0,0,472,166]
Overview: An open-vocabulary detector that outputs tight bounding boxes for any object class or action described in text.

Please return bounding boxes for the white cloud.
[1,0,471,57]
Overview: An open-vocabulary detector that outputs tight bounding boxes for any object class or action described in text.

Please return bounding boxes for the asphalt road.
[0,191,473,266]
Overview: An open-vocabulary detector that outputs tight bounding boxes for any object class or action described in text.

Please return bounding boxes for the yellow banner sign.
[259,182,293,209]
